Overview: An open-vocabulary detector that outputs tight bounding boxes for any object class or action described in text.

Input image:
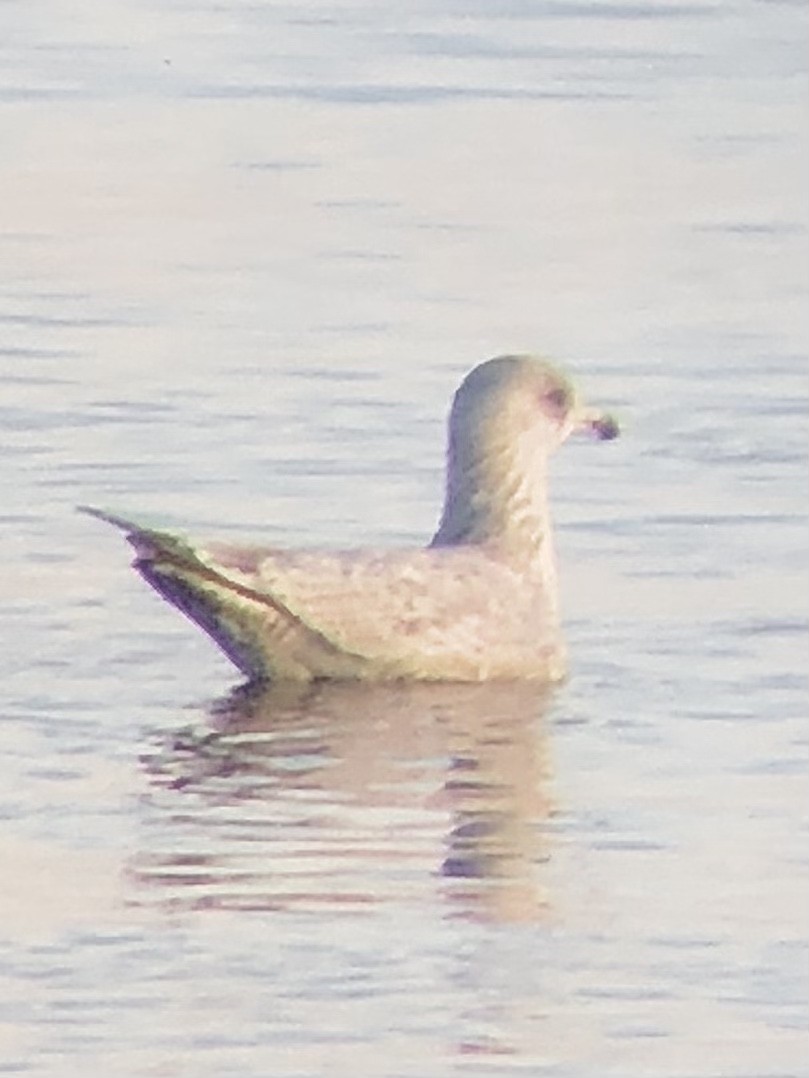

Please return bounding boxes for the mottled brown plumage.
[82,355,618,682]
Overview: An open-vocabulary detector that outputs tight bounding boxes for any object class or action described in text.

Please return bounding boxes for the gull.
[81,355,618,683]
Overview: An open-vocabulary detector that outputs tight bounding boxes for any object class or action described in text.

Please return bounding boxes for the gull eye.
[543,386,570,412]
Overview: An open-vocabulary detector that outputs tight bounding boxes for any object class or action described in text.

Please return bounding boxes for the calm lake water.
[1,1,807,1075]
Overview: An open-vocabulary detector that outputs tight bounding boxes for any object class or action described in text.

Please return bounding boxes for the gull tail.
[78,505,213,586]
[78,506,371,682]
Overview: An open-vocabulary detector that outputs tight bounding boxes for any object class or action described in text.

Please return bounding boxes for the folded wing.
[81,508,563,682]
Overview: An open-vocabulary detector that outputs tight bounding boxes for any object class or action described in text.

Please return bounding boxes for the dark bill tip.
[591,413,620,441]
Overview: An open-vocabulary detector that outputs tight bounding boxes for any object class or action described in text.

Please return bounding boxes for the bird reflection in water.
[131,679,556,923]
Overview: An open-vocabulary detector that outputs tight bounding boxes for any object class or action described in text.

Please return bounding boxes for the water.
[1,1,807,1074]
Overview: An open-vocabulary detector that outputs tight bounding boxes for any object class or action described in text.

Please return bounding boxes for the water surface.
[1,1,807,1075]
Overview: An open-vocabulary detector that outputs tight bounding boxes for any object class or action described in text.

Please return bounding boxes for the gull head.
[450,354,618,454]
[432,354,619,553]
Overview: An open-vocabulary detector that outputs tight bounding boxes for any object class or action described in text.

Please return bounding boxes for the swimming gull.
[81,355,619,683]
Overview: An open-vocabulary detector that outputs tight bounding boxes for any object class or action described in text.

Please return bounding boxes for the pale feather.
[81,354,618,683]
